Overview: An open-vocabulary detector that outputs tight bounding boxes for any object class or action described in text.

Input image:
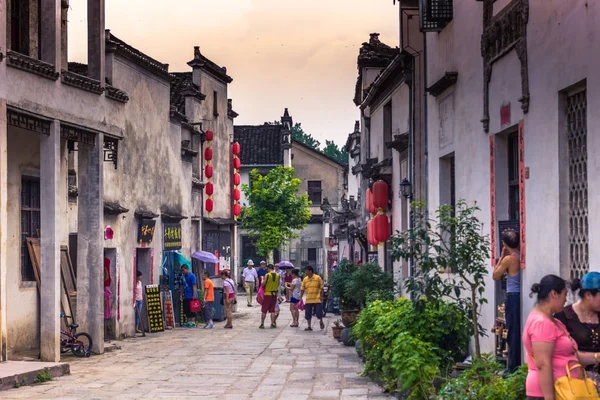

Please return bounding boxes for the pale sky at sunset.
[68,1,399,147]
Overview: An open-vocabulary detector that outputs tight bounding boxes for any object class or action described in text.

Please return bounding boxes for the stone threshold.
[0,361,70,391]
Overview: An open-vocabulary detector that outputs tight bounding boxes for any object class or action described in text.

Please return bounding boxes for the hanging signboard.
[138,219,156,244]
[144,284,164,333]
[162,290,175,329]
[163,223,182,251]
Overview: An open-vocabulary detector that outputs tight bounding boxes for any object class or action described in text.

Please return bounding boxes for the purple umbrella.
[278,261,294,269]
[192,250,219,263]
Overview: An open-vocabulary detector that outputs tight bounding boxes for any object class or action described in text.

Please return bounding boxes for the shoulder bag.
[532,319,599,400]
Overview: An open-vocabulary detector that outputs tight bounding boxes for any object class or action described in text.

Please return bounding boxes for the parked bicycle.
[60,313,92,357]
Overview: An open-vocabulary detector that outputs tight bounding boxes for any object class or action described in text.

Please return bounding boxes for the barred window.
[21,176,40,281]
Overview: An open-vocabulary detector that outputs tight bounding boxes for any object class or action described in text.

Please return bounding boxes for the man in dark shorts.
[300,266,324,331]
[260,264,280,329]
[180,265,198,327]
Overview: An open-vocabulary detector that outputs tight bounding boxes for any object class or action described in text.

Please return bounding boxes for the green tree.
[322,140,349,166]
[241,167,311,259]
[291,122,321,150]
[390,200,491,358]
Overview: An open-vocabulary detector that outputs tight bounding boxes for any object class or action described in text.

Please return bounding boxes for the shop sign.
[163,223,182,250]
[138,219,156,244]
[144,284,164,333]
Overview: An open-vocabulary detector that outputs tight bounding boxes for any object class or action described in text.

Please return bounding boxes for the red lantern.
[204,147,213,161]
[232,142,240,155]
[233,188,240,201]
[367,220,376,247]
[366,189,377,215]
[373,214,390,243]
[205,182,214,196]
[205,130,214,141]
[372,180,388,210]
[205,198,214,212]
[233,203,241,216]
[233,173,241,186]
[233,157,241,170]
[205,165,213,179]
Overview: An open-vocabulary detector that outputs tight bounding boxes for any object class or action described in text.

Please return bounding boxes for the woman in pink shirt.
[523,274,598,399]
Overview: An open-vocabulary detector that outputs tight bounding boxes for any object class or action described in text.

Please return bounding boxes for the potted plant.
[329,259,359,327]
[332,319,343,339]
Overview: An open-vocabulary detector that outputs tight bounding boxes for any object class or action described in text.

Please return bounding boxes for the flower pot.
[332,326,343,339]
[341,328,355,346]
[341,309,359,328]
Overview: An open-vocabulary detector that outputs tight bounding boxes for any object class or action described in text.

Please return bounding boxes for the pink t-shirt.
[522,311,580,397]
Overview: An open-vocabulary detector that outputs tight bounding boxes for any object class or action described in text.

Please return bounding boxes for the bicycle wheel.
[71,332,93,357]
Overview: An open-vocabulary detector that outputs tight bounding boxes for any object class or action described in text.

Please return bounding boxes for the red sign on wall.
[500,103,511,127]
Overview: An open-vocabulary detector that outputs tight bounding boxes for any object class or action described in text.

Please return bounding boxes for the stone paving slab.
[2,295,393,399]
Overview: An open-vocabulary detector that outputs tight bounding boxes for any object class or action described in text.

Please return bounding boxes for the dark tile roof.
[188,46,233,84]
[353,33,399,106]
[234,124,284,165]
[169,72,205,118]
[106,31,172,81]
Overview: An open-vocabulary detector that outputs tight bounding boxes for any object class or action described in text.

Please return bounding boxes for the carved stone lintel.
[481,0,529,133]
[60,124,97,146]
[7,108,51,135]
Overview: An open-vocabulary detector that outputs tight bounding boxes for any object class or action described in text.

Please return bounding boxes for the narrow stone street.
[4,298,391,399]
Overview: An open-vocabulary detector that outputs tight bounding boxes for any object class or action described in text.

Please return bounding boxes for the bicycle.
[60,313,93,357]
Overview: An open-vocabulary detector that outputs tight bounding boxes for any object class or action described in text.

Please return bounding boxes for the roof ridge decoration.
[105,30,172,81]
[187,46,233,84]
[61,69,104,94]
[169,72,206,119]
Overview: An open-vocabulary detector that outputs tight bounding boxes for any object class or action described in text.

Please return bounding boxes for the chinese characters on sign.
[163,223,182,250]
[138,219,156,244]
[163,290,175,330]
[144,284,164,333]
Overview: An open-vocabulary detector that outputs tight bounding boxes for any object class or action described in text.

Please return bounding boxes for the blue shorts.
[290,297,300,304]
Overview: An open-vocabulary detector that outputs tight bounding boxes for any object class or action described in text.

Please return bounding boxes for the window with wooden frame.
[307,181,322,205]
[21,176,40,281]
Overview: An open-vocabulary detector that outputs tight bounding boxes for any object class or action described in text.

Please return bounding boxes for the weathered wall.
[426,0,600,354]
[291,143,344,214]
[199,73,232,220]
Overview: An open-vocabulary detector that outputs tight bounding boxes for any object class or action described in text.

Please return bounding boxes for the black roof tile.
[234,124,284,165]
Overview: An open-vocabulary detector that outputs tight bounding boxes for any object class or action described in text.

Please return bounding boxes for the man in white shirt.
[242,260,259,307]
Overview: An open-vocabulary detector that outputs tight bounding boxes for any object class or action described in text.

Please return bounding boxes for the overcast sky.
[68,1,398,147]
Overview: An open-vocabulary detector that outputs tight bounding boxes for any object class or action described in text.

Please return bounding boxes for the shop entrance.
[103,248,117,340]
[136,248,152,331]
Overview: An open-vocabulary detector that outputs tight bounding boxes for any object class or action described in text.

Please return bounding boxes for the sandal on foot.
[320,320,325,330]
[259,324,265,329]
[270,324,277,329]
[304,327,313,331]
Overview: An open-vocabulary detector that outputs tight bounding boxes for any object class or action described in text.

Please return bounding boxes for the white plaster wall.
[239,170,251,207]
[6,129,40,354]
[199,73,232,220]
[426,0,600,355]
[369,107,384,162]
[425,0,494,352]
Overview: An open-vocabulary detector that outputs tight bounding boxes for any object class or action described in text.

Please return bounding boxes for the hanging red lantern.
[373,214,390,243]
[233,173,241,186]
[205,198,214,212]
[367,220,376,247]
[205,182,214,196]
[233,157,241,170]
[233,203,241,216]
[205,130,214,141]
[366,189,377,215]
[204,147,213,161]
[205,165,213,179]
[232,142,240,155]
[372,180,388,210]
[233,188,241,201]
